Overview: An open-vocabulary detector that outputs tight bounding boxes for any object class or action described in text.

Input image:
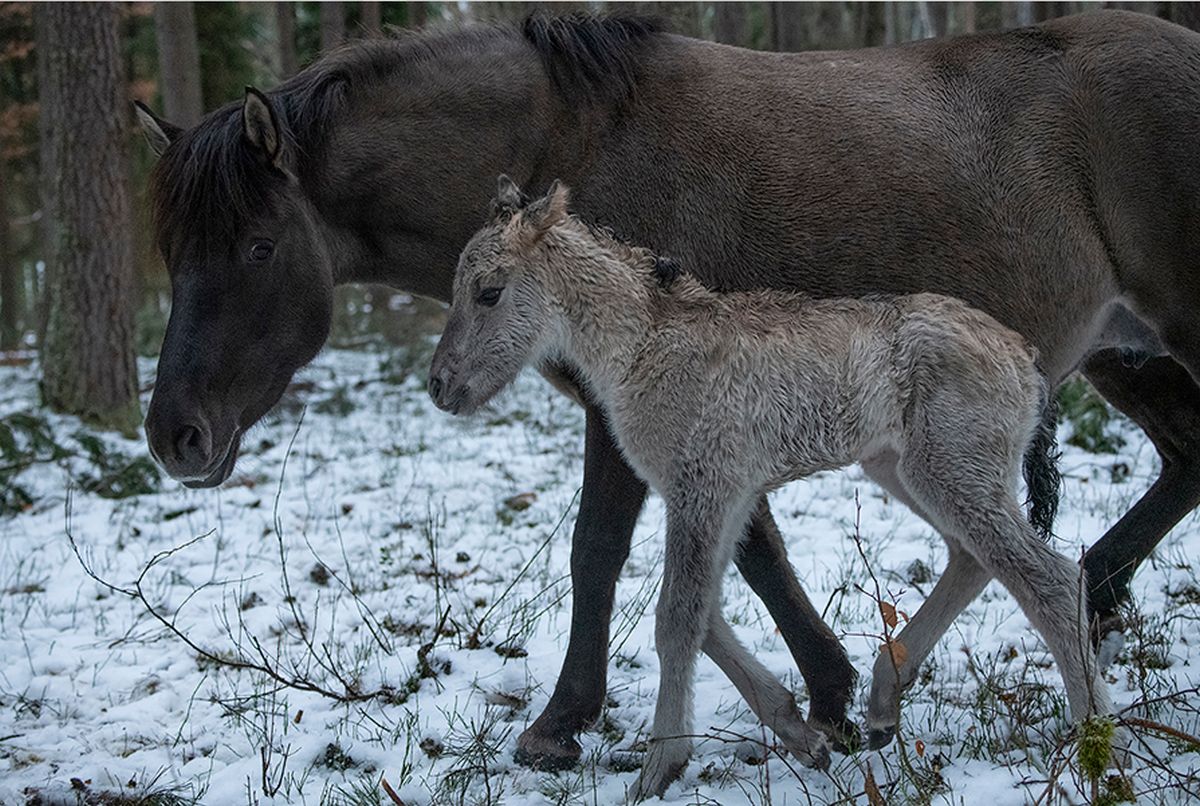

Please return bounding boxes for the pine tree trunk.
[276,2,299,77]
[649,2,704,38]
[960,1,977,33]
[0,154,19,351]
[406,3,428,28]
[361,1,382,35]
[927,0,949,36]
[772,2,816,50]
[713,2,750,46]
[35,2,139,433]
[320,2,345,51]
[860,2,889,45]
[153,1,203,127]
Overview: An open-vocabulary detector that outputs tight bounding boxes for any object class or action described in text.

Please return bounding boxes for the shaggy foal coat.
[429,179,1112,800]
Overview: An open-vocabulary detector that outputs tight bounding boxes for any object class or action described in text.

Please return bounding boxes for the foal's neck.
[541,226,657,395]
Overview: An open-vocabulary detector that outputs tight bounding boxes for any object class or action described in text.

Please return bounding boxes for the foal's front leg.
[629,497,731,802]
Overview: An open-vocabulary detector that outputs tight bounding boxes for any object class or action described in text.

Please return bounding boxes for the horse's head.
[430,176,570,415]
[137,89,335,487]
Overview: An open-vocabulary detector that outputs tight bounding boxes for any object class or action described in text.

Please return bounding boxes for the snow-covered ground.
[0,343,1197,805]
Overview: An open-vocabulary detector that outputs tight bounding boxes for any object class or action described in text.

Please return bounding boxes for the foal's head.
[428,176,571,414]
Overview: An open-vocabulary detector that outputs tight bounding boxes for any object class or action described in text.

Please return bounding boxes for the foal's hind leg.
[861,452,993,749]
[701,606,831,768]
[899,460,1113,729]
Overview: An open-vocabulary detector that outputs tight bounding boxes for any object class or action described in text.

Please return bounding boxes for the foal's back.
[615,284,1038,491]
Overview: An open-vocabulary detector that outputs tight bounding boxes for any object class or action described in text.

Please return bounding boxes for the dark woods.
[0,1,1197,430]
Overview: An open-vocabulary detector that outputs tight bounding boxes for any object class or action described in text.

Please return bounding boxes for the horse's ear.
[521,179,570,238]
[242,86,285,168]
[133,101,181,157]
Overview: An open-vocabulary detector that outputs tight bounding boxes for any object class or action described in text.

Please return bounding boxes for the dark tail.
[1023,373,1062,541]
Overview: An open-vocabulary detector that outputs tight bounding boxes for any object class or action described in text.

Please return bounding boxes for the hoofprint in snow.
[0,345,1196,805]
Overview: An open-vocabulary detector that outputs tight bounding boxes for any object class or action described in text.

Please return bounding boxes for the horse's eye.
[248,239,274,263]
[477,287,503,307]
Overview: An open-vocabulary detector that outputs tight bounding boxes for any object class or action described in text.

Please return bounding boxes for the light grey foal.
[429,177,1115,800]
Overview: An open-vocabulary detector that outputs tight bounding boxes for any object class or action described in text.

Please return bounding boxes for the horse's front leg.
[515,405,648,770]
[735,496,860,750]
[629,494,732,802]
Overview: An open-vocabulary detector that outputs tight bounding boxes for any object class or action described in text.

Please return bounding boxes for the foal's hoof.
[514,726,582,772]
[867,725,896,751]
[627,738,690,802]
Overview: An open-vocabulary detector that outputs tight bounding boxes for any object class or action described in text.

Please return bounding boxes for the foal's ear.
[521,180,570,239]
[133,101,182,157]
[242,86,286,168]
[491,174,530,221]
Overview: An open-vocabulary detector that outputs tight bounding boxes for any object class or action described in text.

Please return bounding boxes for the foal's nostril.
[429,376,443,402]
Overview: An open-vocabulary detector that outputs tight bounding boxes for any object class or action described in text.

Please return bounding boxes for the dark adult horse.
[138,11,1200,764]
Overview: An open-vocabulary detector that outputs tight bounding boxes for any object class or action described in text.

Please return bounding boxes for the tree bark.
[406,3,428,28]
[361,1,382,35]
[0,154,18,351]
[713,2,750,46]
[648,2,704,38]
[1163,2,1200,31]
[927,0,950,36]
[276,1,299,77]
[153,1,203,127]
[320,1,345,52]
[772,1,814,50]
[35,2,140,433]
[959,1,977,33]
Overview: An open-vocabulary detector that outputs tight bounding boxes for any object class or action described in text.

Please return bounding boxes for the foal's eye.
[248,240,275,263]
[476,287,503,307]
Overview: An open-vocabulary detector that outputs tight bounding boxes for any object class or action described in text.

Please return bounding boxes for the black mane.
[150,14,661,247]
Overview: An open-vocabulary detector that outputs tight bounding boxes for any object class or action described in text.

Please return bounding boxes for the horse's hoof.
[867,726,896,750]
[810,716,862,754]
[513,727,582,771]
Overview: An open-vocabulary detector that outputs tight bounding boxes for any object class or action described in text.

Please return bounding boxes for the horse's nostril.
[429,376,443,401]
[175,424,210,467]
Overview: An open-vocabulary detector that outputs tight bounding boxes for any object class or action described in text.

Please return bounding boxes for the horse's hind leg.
[701,607,831,768]
[860,452,993,749]
[1082,352,1200,627]
[734,496,859,750]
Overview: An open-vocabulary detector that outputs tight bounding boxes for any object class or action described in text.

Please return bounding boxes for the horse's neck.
[308,44,594,300]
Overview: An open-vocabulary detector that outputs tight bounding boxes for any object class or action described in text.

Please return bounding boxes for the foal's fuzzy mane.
[150,13,662,246]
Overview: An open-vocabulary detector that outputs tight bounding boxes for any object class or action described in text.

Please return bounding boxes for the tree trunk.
[35,2,140,433]
[320,1,345,52]
[859,2,888,45]
[772,2,816,50]
[1163,2,1200,31]
[276,2,299,77]
[959,1,977,33]
[713,2,750,46]
[361,1,382,35]
[927,0,949,36]
[648,2,704,38]
[153,1,203,127]
[406,3,428,28]
[0,155,18,352]
[976,1,1005,30]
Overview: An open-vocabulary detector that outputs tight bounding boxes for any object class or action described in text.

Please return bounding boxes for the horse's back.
[583,11,1200,378]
